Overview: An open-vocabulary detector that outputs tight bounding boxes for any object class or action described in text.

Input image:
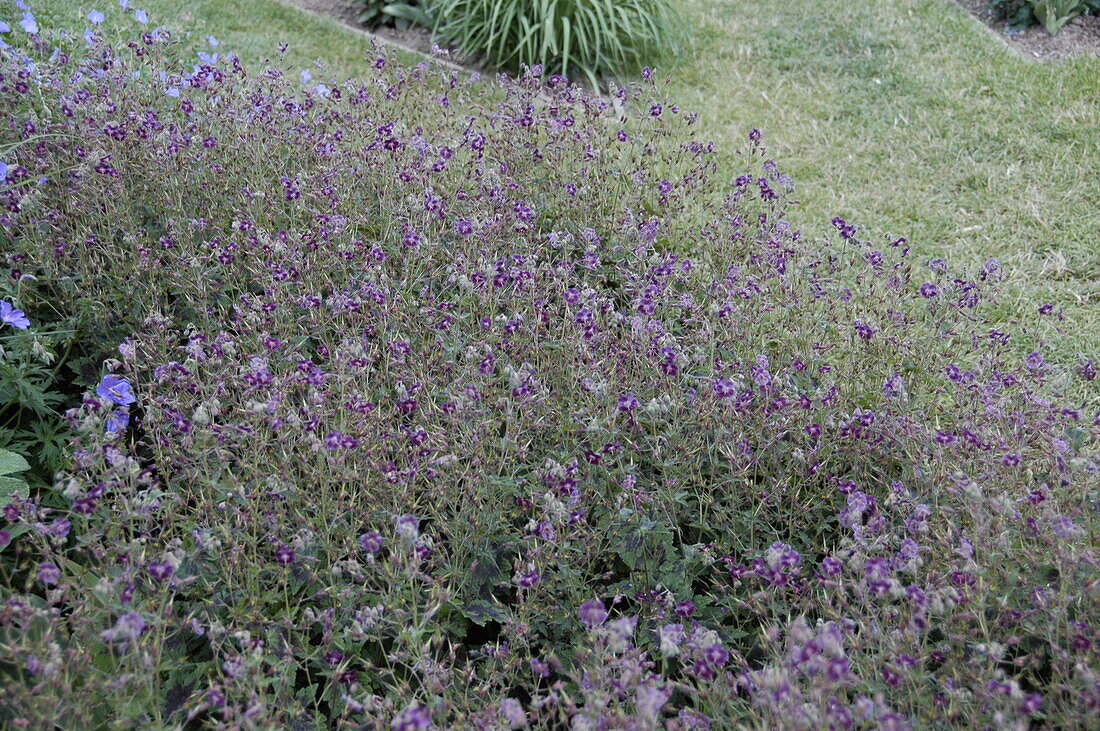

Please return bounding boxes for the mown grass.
[34,0,423,75]
[37,0,1100,377]
[668,0,1099,366]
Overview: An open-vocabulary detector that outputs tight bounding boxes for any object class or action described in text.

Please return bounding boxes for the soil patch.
[282,0,477,68]
[955,0,1100,59]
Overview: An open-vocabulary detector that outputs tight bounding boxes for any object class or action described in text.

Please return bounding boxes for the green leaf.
[0,476,29,501]
[461,598,506,626]
[0,448,30,477]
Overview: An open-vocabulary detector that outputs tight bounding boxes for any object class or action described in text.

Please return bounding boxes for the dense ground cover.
[0,1,1097,728]
[39,0,1100,373]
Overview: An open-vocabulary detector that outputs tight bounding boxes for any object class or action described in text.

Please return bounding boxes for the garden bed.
[955,0,1100,58]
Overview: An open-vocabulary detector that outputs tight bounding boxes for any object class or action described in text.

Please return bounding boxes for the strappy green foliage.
[430,0,685,86]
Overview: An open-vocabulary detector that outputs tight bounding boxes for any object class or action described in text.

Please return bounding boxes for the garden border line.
[269,0,474,76]
[948,0,1021,58]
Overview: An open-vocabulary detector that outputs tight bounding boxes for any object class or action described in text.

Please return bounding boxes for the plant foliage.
[989,0,1100,32]
[352,0,433,30]
[430,0,685,86]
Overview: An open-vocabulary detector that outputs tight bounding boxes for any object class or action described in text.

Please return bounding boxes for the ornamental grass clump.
[430,0,684,87]
[0,4,1097,728]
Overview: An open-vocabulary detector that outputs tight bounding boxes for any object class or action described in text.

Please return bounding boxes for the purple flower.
[359,531,382,553]
[618,392,639,412]
[133,8,148,24]
[0,530,10,549]
[675,600,695,617]
[87,9,105,24]
[578,599,607,628]
[274,544,295,565]
[0,301,30,329]
[105,408,130,437]
[1026,351,1044,370]
[919,282,939,298]
[530,656,550,677]
[704,643,728,667]
[37,562,60,585]
[148,560,174,581]
[97,374,136,406]
[884,373,905,398]
[19,12,38,34]
[712,379,737,398]
[1020,693,1043,715]
[103,611,146,641]
[498,698,526,727]
[391,703,431,730]
[1081,359,1097,381]
[1051,516,1079,538]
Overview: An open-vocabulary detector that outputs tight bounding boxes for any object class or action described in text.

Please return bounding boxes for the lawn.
[669,0,1100,367]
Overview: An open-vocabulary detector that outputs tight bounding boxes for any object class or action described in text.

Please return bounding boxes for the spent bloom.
[578,599,607,628]
[395,514,420,543]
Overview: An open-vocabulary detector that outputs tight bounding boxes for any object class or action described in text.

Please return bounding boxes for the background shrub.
[430,0,685,86]
[990,0,1100,32]
[352,0,433,30]
[0,4,1096,728]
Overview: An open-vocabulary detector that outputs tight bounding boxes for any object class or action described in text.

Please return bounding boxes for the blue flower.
[0,21,10,33]
[87,9,105,24]
[19,12,37,34]
[133,8,148,24]
[0,300,30,329]
[96,374,136,406]
[105,408,130,437]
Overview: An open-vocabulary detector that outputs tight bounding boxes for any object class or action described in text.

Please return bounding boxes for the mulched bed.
[955,0,1100,59]
[284,0,473,66]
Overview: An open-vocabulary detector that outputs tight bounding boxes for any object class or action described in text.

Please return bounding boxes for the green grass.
[667,0,1100,365]
[29,0,1100,374]
[33,0,424,77]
